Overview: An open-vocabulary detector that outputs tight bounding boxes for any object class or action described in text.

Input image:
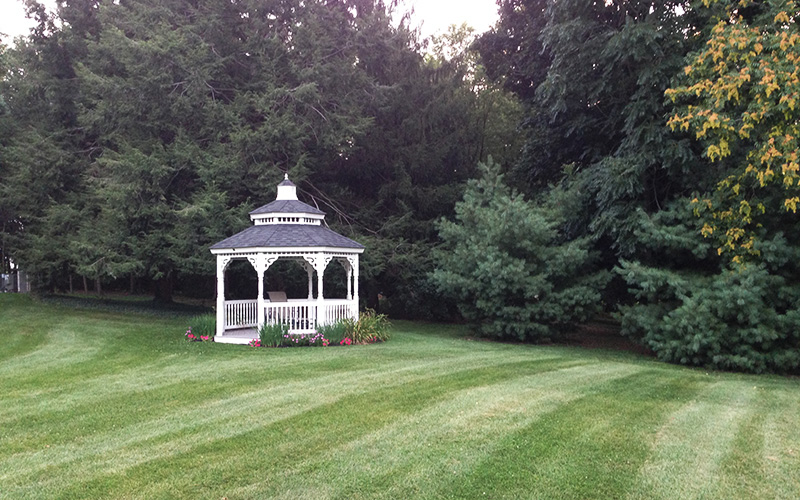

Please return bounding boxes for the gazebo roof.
[210,174,364,252]
[210,224,364,250]
[250,199,325,216]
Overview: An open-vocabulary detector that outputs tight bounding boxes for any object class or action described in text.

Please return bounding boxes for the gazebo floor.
[215,328,259,345]
[214,326,320,345]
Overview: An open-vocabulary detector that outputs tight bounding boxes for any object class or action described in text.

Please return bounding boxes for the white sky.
[0,0,498,44]
[405,0,498,38]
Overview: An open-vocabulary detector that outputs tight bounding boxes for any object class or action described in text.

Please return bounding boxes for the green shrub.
[615,200,800,375]
[618,261,800,374]
[190,313,216,337]
[317,320,348,344]
[343,309,391,344]
[259,322,290,347]
[431,160,609,341]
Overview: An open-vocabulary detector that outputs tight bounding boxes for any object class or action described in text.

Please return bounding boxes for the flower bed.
[185,310,390,348]
[185,328,212,342]
[249,310,390,348]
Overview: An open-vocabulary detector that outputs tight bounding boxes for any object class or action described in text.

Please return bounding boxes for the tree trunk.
[129,275,136,294]
[95,278,102,295]
[69,274,73,294]
[83,276,88,294]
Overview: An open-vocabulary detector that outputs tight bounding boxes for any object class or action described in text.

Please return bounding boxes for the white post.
[306,264,314,300]
[317,263,325,301]
[353,255,360,319]
[316,253,325,327]
[256,255,265,332]
[215,256,227,337]
[346,263,353,301]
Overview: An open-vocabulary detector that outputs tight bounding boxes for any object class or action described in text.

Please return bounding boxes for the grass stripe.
[45,359,582,499]
[443,370,705,500]
[626,380,761,499]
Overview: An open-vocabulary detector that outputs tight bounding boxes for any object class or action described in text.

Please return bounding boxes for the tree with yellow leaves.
[666,0,799,262]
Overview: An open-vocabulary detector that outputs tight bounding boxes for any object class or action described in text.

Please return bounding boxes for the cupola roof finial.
[276,173,298,200]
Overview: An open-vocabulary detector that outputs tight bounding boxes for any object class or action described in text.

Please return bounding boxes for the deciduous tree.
[666,0,800,262]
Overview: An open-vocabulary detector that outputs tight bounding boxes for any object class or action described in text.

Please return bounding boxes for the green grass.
[1,294,798,499]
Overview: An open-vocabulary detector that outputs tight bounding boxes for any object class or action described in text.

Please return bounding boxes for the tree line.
[0,0,519,309]
[1,0,797,373]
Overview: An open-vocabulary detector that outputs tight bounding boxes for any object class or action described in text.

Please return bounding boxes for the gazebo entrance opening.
[210,175,364,344]
[224,260,257,300]
[265,259,316,299]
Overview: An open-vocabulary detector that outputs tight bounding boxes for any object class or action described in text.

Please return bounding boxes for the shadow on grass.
[393,317,654,363]
[41,294,212,317]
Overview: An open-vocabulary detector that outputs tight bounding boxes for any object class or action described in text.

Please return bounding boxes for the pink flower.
[201,336,209,341]
[187,333,196,340]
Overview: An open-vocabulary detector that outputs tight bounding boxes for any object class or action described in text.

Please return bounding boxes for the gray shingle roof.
[210,224,364,250]
[250,200,325,215]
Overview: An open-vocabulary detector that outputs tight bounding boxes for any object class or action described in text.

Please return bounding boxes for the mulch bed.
[562,321,653,356]
[464,320,653,357]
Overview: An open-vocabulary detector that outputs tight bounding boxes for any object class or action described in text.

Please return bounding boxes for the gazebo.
[210,175,364,344]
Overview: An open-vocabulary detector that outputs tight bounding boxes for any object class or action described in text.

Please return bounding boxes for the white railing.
[225,299,258,329]
[224,299,357,334]
[318,300,354,325]
[265,301,315,332]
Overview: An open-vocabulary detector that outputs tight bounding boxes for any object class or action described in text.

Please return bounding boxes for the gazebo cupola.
[210,174,364,344]
[249,176,326,226]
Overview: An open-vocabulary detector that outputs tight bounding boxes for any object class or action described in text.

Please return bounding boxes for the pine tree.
[432,159,608,340]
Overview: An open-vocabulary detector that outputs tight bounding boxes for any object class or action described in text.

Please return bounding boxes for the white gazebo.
[210,175,364,344]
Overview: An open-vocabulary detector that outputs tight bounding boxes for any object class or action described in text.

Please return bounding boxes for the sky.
[0,0,499,44]
[405,0,499,38]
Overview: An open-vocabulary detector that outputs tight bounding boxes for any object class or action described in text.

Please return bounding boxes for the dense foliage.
[432,160,608,341]
[666,0,800,262]
[616,201,800,373]
[469,0,799,372]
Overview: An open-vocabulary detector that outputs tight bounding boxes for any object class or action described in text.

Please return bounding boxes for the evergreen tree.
[0,1,90,291]
[617,201,800,373]
[309,19,523,317]
[432,159,608,340]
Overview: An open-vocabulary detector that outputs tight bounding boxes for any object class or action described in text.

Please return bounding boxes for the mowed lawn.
[1,295,798,499]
